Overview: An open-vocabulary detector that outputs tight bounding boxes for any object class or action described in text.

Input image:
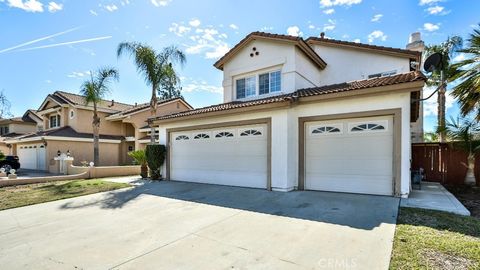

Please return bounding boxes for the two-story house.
[150,31,426,198]
[4,91,192,171]
[0,110,42,155]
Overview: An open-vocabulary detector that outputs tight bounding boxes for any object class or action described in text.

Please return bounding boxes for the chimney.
[320,32,325,39]
[110,99,114,107]
[406,32,425,52]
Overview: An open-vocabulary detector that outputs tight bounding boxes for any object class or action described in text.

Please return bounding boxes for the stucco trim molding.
[10,136,122,144]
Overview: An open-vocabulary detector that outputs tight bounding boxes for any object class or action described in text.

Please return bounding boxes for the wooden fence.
[411,143,480,186]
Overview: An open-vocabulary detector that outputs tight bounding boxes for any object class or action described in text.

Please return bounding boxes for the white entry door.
[305,116,394,196]
[17,144,46,170]
[170,124,268,189]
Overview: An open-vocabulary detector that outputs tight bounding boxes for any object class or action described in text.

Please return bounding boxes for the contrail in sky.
[16,36,113,52]
[0,26,81,54]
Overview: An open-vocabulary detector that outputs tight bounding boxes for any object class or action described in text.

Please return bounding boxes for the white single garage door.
[170,124,268,189]
[305,116,393,196]
[17,144,46,170]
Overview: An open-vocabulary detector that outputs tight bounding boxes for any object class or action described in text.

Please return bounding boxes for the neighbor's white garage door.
[305,116,393,196]
[170,124,268,189]
[17,144,46,170]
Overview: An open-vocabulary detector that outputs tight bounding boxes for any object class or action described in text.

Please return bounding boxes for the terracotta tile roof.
[306,36,421,58]
[107,97,193,118]
[21,126,124,141]
[152,71,425,121]
[214,32,327,70]
[53,91,134,112]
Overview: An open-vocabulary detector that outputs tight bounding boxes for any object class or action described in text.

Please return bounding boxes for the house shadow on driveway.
[60,180,399,230]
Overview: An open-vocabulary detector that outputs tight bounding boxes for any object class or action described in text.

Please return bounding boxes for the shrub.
[128,150,148,178]
[145,144,166,180]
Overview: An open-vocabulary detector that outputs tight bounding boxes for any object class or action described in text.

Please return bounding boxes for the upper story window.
[236,70,281,99]
[368,70,397,79]
[49,115,60,128]
[0,126,9,135]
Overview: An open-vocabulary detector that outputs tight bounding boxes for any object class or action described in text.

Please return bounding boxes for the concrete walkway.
[0,181,399,270]
[401,181,470,216]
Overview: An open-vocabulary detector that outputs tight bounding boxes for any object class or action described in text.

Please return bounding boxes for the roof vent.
[320,32,325,39]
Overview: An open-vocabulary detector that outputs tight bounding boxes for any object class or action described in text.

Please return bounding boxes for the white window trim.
[49,114,61,128]
[348,120,389,133]
[309,123,343,136]
[235,69,282,100]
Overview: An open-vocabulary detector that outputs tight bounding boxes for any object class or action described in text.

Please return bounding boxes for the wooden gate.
[412,143,480,186]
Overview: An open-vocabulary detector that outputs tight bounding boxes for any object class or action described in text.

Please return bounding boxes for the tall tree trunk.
[150,85,157,144]
[438,71,446,143]
[465,153,477,186]
[93,104,100,166]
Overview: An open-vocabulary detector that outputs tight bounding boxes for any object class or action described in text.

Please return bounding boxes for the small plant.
[128,149,148,178]
[145,144,166,180]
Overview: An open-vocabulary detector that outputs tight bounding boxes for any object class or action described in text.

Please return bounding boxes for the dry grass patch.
[390,207,480,270]
[0,179,130,210]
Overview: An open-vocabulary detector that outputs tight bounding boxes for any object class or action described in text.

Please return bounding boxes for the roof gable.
[214,32,327,70]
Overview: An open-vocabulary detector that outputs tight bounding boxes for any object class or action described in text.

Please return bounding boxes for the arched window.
[351,123,386,132]
[240,129,262,136]
[215,132,234,138]
[312,126,341,134]
[194,133,210,139]
[175,135,189,140]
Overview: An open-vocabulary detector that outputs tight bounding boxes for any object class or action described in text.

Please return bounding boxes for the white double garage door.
[17,144,47,170]
[170,116,393,196]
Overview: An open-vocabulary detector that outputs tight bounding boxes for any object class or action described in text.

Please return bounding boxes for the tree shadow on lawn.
[59,180,399,230]
[398,207,480,238]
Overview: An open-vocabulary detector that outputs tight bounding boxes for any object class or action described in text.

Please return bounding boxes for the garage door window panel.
[349,121,388,133]
[215,131,234,138]
[239,128,263,137]
[175,135,189,140]
[310,124,342,135]
[193,133,210,139]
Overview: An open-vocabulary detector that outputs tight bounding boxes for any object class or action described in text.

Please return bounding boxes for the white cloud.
[419,0,442,6]
[7,0,43,12]
[47,1,62,12]
[260,26,274,31]
[89,10,97,16]
[453,53,465,62]
[323,8,335,14]
[320,0,362,8]
[308,24,316,29]
[423,86,454,117]
[189,19,201,27]
[67,71,91,78]
[168,23,191,37]
[423,22,440,32]
[353,38,361,43]
[151,0,171,7]
[182,79,223,94]
[367,30,387,43]
[104,4,118,12]
[426,5,449,15]
[371,14,383,22]
[287,26,302,37]
[323,19,336,32]
[229,24,238,30]
[176,24,231,59]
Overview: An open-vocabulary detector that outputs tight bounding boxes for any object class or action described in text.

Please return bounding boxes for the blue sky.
[0,0,478,131]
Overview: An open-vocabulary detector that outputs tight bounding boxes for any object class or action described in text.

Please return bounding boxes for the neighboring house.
[4,91,192,171]
[0,110,42,155]
[151,31,426,198]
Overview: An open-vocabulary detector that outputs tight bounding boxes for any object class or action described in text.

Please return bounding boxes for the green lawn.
[0,179,131,210]
[390,207,480,270]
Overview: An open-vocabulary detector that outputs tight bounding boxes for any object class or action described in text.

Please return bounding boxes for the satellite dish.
[423,52,443,73]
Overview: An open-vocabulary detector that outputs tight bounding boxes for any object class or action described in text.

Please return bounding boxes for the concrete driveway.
[0,181,399,270]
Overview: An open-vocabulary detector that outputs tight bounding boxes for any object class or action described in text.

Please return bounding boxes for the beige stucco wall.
[310,44,411,85]
[8,123,37,134]
[46,140,121,167]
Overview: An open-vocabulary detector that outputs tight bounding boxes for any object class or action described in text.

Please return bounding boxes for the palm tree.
[159,63,183,100]
[445,116,480,186]
[424,36,463,142]
[117,43,186,143]
[80,67,119,166]
[451,24,480,120]
[423,131,439,142]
